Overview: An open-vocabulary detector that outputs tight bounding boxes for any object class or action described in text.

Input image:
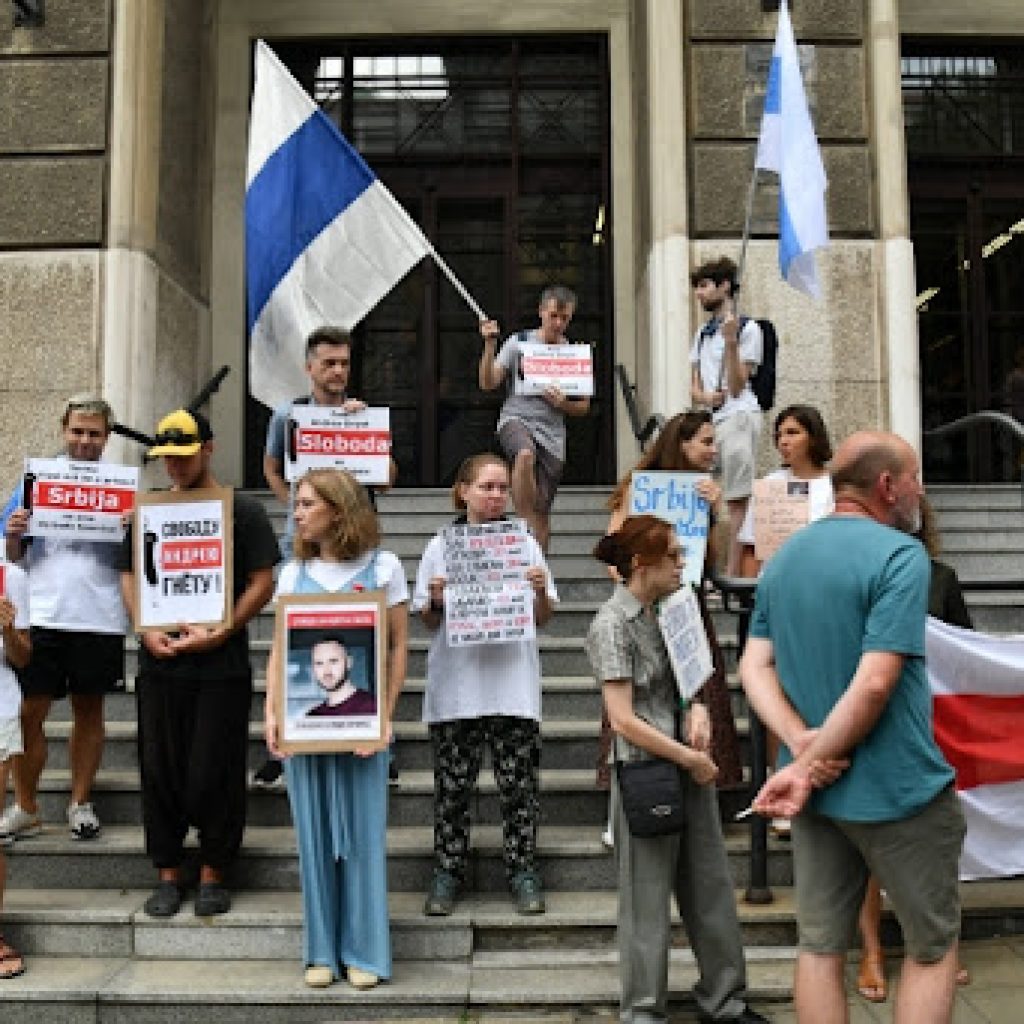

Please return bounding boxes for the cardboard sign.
[275,591,388,753]
[627,471,711,586]
[132,487,233,632]
[514,342,594,397]
[657,584,714,702]
[443,519,536,647]
[24,458,138,543]
[285,405,391,484]
[753,478,811,562]
[0,562,5,598]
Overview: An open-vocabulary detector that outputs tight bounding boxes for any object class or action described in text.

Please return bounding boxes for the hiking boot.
[423,869,459,916]
[0,803,41,842]
[512,870,546,915]
[68,802,101,840]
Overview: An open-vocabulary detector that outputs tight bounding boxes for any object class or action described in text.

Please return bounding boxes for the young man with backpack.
[690,256,765,576]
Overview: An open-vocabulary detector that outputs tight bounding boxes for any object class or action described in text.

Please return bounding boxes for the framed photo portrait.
[274,590,388,754]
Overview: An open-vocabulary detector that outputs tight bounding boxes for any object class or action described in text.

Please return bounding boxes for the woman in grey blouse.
[585,515,766,1024]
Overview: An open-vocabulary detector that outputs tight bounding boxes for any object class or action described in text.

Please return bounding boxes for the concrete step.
[27,764,752,830]
[927,484,1022,510]
[937,527,1024,552]
[2,823,785,892]
[0,953,794,1022]
[943,551,1024,578]
[936,508,1024,529]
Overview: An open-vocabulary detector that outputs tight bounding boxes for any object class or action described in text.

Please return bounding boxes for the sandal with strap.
[0,935,25,980]
[856,953,887,1003]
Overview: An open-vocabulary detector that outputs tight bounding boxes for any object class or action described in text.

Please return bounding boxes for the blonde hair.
[451,453,509,510]
[293,469,380,561]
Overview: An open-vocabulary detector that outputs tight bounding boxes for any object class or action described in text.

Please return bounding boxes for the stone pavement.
[446,937,1024,1023]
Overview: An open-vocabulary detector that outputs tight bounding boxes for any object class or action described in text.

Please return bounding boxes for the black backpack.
[749,318,778,412]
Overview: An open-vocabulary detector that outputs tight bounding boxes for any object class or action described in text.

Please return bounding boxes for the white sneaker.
[0,803,42,841]
[68,802,101,840]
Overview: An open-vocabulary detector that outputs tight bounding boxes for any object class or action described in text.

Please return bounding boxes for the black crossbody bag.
[614,710,686,838]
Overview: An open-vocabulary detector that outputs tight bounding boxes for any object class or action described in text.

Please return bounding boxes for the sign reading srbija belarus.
[443,519,535,647]
[25,458,138,543]
[514,342,594,397]
[285,406,391,485]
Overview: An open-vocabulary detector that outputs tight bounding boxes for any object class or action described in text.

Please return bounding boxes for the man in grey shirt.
[478,285,590,551]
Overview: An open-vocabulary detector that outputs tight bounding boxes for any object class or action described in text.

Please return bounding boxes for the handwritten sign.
[627,471,711,586]
[514,342,594,397]
[752,478,811,562]
[132,487,233,632]
[443,519,535,647]
[24,458,138,543]
[276,592,387,753]
[285,405,391,484]
[657,584,714,701]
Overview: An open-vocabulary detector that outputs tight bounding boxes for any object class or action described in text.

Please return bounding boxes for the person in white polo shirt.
[0,395,127,842]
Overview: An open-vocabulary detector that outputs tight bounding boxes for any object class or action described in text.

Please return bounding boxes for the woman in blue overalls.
[264,469,409,990]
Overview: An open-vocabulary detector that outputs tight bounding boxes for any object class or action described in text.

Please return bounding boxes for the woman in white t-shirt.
[264,470,409,992]
[416,453,557,918]
[0,562,31,979]
[737,404,835,578]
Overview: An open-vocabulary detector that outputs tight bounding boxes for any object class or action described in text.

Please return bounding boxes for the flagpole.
[734,165,760,318]
[423,243,488,322]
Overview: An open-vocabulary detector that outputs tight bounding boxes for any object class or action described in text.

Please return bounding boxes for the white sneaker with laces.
[68,801,101,840]
[0,803,42,841]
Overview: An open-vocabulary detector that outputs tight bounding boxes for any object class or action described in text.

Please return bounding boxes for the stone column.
[644,0,690,419]
[869,0,920,454]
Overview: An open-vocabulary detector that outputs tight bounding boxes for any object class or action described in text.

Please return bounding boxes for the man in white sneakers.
[0,395,128,842]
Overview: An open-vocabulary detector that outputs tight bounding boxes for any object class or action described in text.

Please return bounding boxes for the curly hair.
[292,469,380,561]
[608,410,713,510]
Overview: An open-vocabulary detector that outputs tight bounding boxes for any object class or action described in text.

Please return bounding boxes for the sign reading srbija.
[443,519,536,647]
[514,342,594,397]
[25,458,138,543]
[285,406,391,485]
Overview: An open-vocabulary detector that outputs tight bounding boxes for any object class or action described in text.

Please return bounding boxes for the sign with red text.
[443,518,535,647]
[285,405,391,484]
[275,591,387,753]
[514,342,594,397]
[25,458,138,543]
[132,487,233,632]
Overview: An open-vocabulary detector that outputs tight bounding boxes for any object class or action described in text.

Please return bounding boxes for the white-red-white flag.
[926,617,1024,881]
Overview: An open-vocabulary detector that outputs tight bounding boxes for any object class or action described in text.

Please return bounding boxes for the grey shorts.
[791,785,965,961]
[497,420,564,514]
[0,715,23,762]
[715,410,761,501]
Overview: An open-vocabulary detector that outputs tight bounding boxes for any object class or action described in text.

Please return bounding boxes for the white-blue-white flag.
[754,1,828,298]
[246,40,432,409]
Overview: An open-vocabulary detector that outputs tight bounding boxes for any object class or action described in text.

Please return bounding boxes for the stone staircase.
[3,485,1023,1022]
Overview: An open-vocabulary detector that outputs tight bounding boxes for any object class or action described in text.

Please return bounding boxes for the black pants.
[136,671,252,872]
[430,715,541,885]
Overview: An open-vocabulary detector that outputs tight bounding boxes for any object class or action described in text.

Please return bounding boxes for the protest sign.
[752,477,811,562]
[443,518,535,647]
[132,487,233,632]
[275,591,387,753]
[627,471,710,586]
[24,458,138,543]
[285,405,391,484]
[657,584,714,701]
[514,342,594,397]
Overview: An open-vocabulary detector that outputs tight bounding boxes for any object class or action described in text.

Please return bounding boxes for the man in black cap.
[118,409,279,918]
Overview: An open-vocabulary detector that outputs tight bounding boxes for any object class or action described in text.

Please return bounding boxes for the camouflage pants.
[430,715,541,884]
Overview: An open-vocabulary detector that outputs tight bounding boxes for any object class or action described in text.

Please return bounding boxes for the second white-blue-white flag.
[754,1,829,299]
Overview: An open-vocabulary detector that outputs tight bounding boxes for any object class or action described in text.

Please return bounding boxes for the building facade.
[1,0,1021,489]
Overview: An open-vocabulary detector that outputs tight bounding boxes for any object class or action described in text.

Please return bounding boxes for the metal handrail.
[923,409,1024,504]
[614,363,664,448]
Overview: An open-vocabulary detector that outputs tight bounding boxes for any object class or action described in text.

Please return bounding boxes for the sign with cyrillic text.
[657,584,714,702]
[752,477,811,562]
[443,519,535,647]
[514,342,594,397]
[132,487,233,632]
[275,591,387,753]
[285,405,391,484]
[627,471,711,587]
[24,458,138,543]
